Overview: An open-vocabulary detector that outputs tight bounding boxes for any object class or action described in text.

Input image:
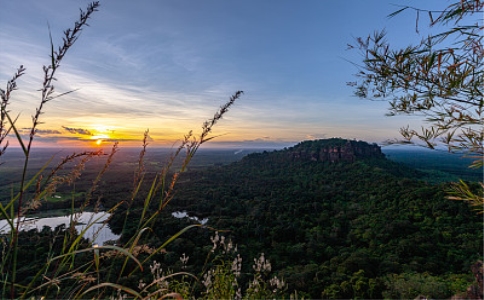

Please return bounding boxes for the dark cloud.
[35,129,62,135]
[18,128,61,135]
[62,126,92,135]
[207,139,295,149]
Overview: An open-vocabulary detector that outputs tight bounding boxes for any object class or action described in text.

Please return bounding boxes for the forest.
[3,139,481,298]
[1,0,482,298]
[114,139,480,299]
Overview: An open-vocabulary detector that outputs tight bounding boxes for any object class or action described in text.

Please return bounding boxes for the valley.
[0,139,482,298]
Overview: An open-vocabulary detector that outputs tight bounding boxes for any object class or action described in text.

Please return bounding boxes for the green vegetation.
[2,137,482,298]
[0,2,248,298]
[350,1,482,155]
[122,139,480,299]
[383,147,482,183]
[349,0,483,213]
[0,1,482,299]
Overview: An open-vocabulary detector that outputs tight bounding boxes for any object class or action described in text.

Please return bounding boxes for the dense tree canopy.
[108,140,483,298]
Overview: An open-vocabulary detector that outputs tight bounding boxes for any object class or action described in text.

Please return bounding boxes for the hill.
[383,146,482,182]
[285,138,384,163]
[109,138,483,299]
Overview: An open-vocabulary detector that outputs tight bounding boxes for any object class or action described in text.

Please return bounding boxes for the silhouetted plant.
[0,2,245,298]
[349,0,483,213]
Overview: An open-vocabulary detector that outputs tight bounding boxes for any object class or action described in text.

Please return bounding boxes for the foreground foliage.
[350,0,483,214]
[1,1,482,299]
[0,2,245,298]
[350,0,483,155]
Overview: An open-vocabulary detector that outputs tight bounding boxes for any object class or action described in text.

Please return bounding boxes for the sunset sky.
[1,0,448,149]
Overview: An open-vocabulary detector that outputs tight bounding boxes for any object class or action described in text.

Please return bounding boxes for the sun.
[91,132,110,146]
[87,124,120,146]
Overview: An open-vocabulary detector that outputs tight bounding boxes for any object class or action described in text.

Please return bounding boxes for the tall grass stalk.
[1,2,99,297]
[0,2,245,298]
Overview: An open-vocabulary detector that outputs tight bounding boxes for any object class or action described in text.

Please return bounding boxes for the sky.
[1,0,451,149]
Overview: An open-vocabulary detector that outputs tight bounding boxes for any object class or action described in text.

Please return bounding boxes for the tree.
[349,0,483,213]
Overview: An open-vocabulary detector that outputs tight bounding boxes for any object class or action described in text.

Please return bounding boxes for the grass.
[0,2,294,298]
[2,2,479,299]
[0,2,281,299]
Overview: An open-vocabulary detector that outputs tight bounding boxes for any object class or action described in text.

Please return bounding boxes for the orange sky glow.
[2,0,448,150]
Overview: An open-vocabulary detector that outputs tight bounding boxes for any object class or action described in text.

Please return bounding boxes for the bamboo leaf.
[428,52,436,69]
[387,7,408,19]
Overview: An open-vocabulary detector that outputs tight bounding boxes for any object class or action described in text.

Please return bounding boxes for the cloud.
[305,134,326,140]
[32,129,62,135]
[207,137,296,149]
[62,126,92,135]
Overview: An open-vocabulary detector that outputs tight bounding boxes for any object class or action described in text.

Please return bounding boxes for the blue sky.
[1,0,449,148]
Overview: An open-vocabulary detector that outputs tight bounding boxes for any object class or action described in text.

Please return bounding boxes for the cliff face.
[289,138,384,163]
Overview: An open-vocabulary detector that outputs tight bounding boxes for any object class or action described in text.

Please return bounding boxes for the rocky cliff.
[288,138,384,163]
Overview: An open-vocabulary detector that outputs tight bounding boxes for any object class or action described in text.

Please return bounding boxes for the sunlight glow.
[90,124,111,142]
[90,127,110,146]
[91,134,110,140]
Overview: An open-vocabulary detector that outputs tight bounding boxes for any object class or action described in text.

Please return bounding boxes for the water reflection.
[0,212,119,246]
[172,211,208,225]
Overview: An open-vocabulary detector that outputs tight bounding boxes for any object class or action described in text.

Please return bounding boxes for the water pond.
[0,210,207,246]
[172,211,208,225]
[0,212,119,246]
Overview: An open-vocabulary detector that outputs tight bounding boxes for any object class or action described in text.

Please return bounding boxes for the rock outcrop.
[288,138,384,163]
[451,261,483,300]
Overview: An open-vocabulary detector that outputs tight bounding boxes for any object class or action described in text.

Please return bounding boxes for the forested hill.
[110,138,483,299]
[235,138,422,179]
[274,138,384,163]
[239,138,384,165]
